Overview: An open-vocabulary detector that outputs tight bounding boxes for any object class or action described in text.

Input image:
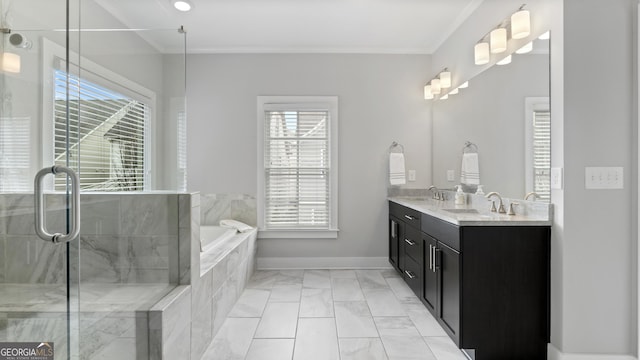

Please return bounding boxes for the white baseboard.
[257,256,393,270]
[548,344,637,360]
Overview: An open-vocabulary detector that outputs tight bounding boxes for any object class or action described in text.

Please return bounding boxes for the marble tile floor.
[201,269,467,360]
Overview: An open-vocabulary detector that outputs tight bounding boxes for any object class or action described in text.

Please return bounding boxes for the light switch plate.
[550,167,563,190]
[408,170,416,182]
[585,167,623,189]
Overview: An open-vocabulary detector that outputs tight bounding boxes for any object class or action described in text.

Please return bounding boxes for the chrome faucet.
[485,192,506,214]
[428,185,440,200]
[524,192,540,201]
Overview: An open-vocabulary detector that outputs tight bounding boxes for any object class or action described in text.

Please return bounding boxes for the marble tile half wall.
[0,193,190,285]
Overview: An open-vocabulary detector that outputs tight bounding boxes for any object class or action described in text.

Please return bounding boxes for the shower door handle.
[34,166,81,243]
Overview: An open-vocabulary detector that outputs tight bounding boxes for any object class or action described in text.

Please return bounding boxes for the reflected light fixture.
[0,52,20,73]
[496,55,512,65]
[173,0,193,11]
[459,81,469,89]
[424,84,434,100]
[440,94,449,100]
[511,8,531,39]
[439,70,451,88]
[431,78,441,95]
[474,42,490,65]
[449,87,459,95]
[539,31,550,40]
[490,28,507,53]
[515,41,533,54]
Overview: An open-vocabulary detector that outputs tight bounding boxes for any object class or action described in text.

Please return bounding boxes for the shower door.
[0,0,82,359]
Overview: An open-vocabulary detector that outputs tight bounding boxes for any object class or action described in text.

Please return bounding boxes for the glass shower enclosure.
[0,0,186,358]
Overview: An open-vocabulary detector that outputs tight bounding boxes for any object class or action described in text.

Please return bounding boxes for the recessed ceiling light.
[173,0,193,12]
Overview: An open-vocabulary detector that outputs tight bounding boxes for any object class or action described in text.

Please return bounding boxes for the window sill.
[258,229,339,239]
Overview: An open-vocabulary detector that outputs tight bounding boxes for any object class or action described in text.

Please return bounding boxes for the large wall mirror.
[432,34,550,202]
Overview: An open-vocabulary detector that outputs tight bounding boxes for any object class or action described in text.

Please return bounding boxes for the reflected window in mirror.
[525,97,550,202]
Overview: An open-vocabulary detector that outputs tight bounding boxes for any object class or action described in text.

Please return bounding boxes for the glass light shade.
[424,85,434,100]
[511,10,531,39]
[497,55,512,65]
[439,71,451,88]
[1,52,20,73]
[474,42,490,65]
[515,42,533,54]
[440,94,449,100]
[449,87,459,95]
[539,31,550,40]
[431,78,441,95]
[173,0,192,11]
[459,81,469,89]
[490,28,507,54]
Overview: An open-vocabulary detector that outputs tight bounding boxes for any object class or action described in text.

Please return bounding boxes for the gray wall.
[553,0,636,355]
[432,54,549,199]
[186,54,432,260]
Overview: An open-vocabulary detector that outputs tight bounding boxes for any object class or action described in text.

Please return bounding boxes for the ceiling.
[94,0,483,54]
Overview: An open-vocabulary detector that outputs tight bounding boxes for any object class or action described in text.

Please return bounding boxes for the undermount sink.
[443,208,480,214]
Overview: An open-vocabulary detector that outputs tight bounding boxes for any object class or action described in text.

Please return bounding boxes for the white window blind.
[0,117,31,191]
[264,109,331,229]
[177,111,187,192]
[53,70,148,191]
[532,109,551,201]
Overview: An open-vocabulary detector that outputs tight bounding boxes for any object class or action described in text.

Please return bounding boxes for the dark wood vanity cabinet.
[389,201,551,360]
[389,202,423,298]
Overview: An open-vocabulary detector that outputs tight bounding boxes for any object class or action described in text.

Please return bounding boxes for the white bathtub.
[200,226,238,253]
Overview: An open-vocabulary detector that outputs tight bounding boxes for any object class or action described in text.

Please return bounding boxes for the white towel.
[389,153,406,185]
[460,153,480,185]
[220,219,254,233]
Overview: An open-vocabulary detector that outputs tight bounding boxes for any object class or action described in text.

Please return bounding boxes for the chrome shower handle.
[34,166,80,243]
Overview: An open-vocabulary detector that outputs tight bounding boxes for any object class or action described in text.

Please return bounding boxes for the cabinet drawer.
[389,203,421,229]
[403,256,423,298]
[422,214,460,251]
[403,226,423,263]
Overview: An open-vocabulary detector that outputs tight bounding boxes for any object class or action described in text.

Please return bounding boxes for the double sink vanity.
[388,193,552,360]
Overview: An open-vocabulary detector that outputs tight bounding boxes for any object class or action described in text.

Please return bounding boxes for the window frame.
[42,38,156,191]
[257,96,339,239]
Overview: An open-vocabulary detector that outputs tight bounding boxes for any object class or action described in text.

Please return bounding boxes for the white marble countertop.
[389,196,552,226]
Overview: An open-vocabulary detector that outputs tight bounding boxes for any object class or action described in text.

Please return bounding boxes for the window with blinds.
[264,109,330,229]
[532,109,551,201]
[0,117,31,191]
[53,69,149,191]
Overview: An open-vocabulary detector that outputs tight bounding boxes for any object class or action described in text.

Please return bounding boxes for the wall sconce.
[474,4,533,66]
[511,7,531,39]
[490,28,507,54]
[474,42,490,65]
[1,52,20,73]
[424,84,434,100]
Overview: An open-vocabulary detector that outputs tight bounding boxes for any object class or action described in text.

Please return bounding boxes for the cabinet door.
[422,235,438,313]
[438,242,460,344]
[388,216,401,271]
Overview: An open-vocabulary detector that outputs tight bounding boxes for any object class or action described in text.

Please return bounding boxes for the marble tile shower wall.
[200,193,257,227]
[0,193,180,284]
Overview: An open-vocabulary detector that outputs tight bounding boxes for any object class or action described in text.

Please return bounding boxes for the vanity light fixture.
[459,81,469,89]
[496,55,512,65]
[0,52,20,73]
[424,84,434,100]
[511,6,531,39]
[474,42,490,65]
[490,27,507,53]
[515,41,533,54]
[431,78,441,95]
[538,31,550,40]
[172,0,193,12]
[439,69,451,88]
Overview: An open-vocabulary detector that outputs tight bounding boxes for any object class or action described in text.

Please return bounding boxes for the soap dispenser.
[455,185,466,205]
[475,184,485,195]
